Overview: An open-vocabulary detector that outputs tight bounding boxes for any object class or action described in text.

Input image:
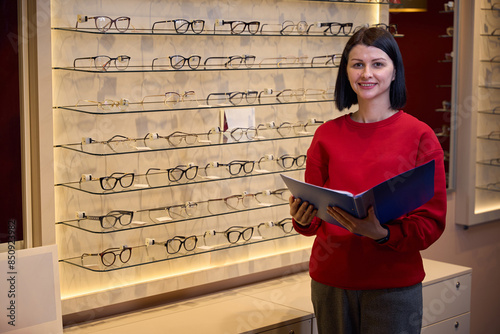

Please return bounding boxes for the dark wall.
[0,0,23,243]
[390,1,453,173]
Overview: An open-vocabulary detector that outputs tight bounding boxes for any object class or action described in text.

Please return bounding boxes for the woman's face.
[346,44,396,106]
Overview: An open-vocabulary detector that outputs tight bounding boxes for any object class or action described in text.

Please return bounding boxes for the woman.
[289,27,447,334]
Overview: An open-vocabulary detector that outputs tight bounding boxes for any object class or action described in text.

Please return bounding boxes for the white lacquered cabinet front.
[422,313,471,334]
[422,273,471,328]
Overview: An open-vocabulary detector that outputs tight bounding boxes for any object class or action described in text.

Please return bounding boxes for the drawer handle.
[456,281,461,289]
[455,321,460,328]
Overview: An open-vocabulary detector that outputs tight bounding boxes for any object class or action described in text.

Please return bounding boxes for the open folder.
[281,160,435,226]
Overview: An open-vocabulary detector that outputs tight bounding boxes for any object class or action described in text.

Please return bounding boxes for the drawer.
[421,313,470,334]
[422,273,471,326]
[253,319,312,334]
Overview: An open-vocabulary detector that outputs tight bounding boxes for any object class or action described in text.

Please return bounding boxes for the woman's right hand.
[289,195,318,227]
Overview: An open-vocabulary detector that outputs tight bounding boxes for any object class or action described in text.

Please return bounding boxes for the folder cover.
[281,160,435,226]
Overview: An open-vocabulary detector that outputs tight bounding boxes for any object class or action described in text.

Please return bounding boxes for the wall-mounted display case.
[456,0,500,227]
[51,0,389,314]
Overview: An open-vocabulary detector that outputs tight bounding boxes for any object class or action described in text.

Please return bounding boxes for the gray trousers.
[311,279,422,334]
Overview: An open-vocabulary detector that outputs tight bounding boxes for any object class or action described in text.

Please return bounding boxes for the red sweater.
[293,111,447,290]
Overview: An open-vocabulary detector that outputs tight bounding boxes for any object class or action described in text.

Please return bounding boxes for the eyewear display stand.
[51,0,389,319]
[455,1,500,227]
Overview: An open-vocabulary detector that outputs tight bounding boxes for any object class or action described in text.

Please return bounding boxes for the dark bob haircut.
[334,27,407,111]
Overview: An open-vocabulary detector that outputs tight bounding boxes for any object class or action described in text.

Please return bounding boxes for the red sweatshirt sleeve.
[384,131,447,252]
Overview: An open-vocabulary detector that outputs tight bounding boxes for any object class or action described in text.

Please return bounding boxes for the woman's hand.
[289,196,317,227]
[326,206,388,240]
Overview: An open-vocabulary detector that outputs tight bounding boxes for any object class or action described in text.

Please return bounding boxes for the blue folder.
[281,160,435,226]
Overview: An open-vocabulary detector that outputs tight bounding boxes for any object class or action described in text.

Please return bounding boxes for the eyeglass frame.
[99,172,135,191]
[83,210,134,229]
[73,55,131,71]
[203,55,256,69]
[206,160,255,176]
[218,20,261,35]
[151,19,205,34]
[145,164,199,184]
[206,90,258,106]
[81,246,132,267]
[275,119,324,137]
[311,54,342,67]
[140,91,196,107]
[164,235,199,254]
[307,22,353,36]
[76,98,130,111]
[151,55,202,70]
[75,15,133,33]
[274,154,307,170]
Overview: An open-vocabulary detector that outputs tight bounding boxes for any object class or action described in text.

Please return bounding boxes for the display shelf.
[477,158,500,167]
[476,184,500,192]
[54,98,335,115]
[57,202,289,234]
[55,166,306,195]
[52,64,338,73]
[52,26,358,37]
[60,231,301,272]
[479,85,500,89]
[477,107,500,114]
[55,131,317,156]
[456,0,500,227]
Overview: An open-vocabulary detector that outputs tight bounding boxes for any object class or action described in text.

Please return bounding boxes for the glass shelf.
[55,167,306,195]
[480,33,500,37]
[57,202,289,234]
[480,59,500,64]
[52,26,355,37]
[479,85,500,89]
[55,131,315,156]
[53,64,338,73]
[477,159,500,167]
[476,185,500,193]
[435,108,451,113]
[54,97,335,115]
[477,134,500,141]
[477,108,500,114]
[436,84,452,88]
[59,232,301,272]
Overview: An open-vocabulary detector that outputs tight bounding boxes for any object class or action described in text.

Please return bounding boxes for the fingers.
[289,197,317,226]
[327,206,354,231]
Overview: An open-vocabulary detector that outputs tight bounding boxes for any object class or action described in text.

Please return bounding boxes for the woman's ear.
[392,69,396,81]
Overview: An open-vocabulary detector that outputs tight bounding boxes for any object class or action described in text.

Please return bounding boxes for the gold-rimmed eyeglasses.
[140,91,196,108]
[76,98,130,111]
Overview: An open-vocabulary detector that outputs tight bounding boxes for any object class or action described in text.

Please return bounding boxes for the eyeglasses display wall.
[456,0,500,227]
[51,0,389,314]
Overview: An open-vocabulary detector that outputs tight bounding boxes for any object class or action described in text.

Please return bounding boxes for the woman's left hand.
[326,206,388,240]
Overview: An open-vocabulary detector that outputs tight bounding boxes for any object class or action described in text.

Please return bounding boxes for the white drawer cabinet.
[422,313,471,334]
[422,273,471,327]
[421,260,472,333]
